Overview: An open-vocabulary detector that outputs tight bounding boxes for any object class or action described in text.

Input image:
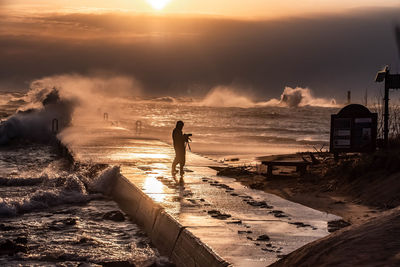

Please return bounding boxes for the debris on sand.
[327,219,351,233]
[270,210,288,218]
[207,210,232,220]
[212,166,252,177]
[256,234,270,241]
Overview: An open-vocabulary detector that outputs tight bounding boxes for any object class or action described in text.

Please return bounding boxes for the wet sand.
[214,152,400,266]
[215,153,380,225]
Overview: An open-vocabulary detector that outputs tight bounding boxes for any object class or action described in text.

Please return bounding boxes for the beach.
[215,151,400,266]
[1,87,400,266]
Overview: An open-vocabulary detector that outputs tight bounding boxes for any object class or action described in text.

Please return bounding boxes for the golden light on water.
[146,0,171,10]
[143,176,166,202]
[109,152,169,161]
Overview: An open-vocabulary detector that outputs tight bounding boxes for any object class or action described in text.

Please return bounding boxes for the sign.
[330,104,377,153]
[387,74,400,89]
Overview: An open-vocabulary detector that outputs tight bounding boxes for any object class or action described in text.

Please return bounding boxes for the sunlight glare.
[143,176,166,202]
[146,0,171,10]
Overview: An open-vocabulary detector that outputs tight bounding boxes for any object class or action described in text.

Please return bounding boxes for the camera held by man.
[183,133,192,142]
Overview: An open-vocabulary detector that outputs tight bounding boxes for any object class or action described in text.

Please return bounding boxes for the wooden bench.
[261,161,311,178]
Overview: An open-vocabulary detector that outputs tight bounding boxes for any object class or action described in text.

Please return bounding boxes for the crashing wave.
[260,87,337,108]
[0,166,120,217]
[0,88,76,145]
[199,86,337,108]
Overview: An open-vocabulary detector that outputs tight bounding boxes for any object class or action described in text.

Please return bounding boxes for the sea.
[0,83,340,266]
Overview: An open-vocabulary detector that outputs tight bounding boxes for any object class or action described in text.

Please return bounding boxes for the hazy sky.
[3,0,400,18]
[0,1,399,101]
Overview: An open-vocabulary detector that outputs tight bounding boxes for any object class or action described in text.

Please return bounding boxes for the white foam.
[199,86,337,108]
[0,187,91,217]
[0,166,121,217]
[88,166,121,195]
[260,87,337,108]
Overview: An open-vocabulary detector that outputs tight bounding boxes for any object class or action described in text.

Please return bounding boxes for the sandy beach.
[214,151,400,265]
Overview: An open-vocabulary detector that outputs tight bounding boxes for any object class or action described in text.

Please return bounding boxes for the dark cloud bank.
[0,7,399,100]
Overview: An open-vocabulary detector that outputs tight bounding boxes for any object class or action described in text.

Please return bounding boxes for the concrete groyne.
[112,174,230,267]
[56,135,230,267]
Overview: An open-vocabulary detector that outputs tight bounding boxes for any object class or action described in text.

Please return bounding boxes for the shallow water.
[0,143,171,266]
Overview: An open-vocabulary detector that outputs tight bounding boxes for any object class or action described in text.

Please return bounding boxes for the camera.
[183,133,192,142]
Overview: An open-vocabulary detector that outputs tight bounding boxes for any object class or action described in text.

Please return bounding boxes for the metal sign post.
[375,66,400,147]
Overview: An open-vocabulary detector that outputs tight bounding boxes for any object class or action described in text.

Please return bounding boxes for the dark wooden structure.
[261,161,311,178]
[330,104,377,153]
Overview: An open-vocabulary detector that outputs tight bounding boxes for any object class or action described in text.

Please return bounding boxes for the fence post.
[52,118,59,134]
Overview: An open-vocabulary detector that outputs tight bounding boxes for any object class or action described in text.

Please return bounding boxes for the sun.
[146,0,171,10]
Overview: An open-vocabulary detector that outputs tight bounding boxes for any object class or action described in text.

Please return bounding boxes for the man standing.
[172,120,186,177]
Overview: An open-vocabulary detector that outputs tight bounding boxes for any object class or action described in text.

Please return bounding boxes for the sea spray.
[88,166,120,195]
[0,73,142,146]
[200,86,255,108]
[199,85,337,108]
[0,88,75,145]
[261,87,337,108]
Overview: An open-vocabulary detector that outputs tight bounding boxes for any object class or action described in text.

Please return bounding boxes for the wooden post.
[384,70,390,148]
[52,118,59,134]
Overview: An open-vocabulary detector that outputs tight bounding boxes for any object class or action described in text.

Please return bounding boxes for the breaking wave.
[0,166,119,217]
[200,86,337,108]
[0,74,141,145]
[261,86,337,108]
[0,88,75,145]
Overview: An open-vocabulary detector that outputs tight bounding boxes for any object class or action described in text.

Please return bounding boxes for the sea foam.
[0,166,120,217]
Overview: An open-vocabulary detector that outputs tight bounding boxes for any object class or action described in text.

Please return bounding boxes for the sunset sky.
[3,0,400,18]
[0,1,399,101]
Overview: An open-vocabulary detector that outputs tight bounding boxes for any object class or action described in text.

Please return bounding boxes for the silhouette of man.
[172,121,186,177]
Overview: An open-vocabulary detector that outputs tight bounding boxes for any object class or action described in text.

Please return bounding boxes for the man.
[172,120,186,177]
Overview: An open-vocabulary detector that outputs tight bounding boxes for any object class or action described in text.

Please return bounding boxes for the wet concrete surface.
[60,122,339,266]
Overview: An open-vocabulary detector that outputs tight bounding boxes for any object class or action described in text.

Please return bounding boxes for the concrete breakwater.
[112,174,230,267]
[58,123,340,266]
[55,132,230,267]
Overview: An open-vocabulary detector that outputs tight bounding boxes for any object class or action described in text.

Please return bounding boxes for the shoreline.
[212,149,400,265]
[212,152,382,225]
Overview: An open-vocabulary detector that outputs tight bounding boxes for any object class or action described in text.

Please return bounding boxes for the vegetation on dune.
[320,139,400,209]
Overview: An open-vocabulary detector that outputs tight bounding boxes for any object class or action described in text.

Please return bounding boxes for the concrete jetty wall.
[112,174,231,267]
[55,138,230,266]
